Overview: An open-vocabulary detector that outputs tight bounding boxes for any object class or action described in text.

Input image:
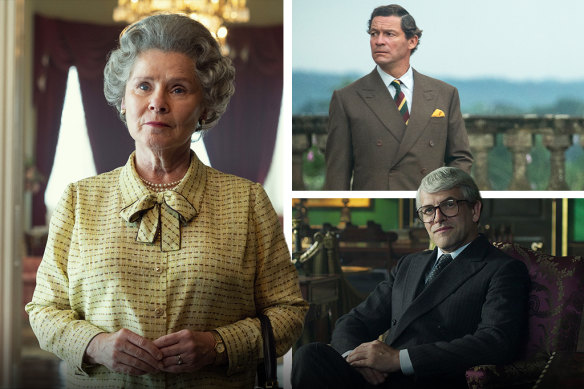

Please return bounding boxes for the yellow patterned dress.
[26,151,308,388]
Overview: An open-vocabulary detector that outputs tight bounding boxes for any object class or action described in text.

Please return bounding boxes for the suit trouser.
[291,342,416,389]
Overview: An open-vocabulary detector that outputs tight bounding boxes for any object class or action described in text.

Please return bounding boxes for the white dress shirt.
[377,65,414,109]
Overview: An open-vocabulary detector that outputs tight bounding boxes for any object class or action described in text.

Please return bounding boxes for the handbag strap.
[257,313,279,389]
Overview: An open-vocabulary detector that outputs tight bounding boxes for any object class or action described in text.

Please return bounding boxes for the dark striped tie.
[425,254,453,285]
[391,79,410,125]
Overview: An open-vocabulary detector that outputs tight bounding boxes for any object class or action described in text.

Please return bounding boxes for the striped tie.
[391,79,410,125]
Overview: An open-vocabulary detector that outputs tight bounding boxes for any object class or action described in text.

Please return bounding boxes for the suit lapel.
[356,69,406,142]
[391,69,437,166]
[400,249,436,308]
[388,237,490,345]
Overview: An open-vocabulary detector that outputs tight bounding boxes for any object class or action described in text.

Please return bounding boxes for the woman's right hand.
[84,328,164,375]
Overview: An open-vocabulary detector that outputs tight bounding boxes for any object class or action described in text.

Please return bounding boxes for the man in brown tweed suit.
[324,4,473,190]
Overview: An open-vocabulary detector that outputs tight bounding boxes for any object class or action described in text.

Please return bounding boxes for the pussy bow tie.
[120,191,196,252]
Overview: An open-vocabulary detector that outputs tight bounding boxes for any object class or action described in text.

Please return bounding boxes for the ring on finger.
[177,354,183,365]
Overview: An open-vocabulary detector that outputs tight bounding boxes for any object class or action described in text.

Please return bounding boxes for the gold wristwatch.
[211,330,227,366]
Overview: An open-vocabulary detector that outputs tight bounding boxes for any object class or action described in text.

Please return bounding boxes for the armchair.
[465,242,584,388]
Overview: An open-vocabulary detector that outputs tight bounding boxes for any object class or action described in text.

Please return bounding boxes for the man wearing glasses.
[292,167,529,388]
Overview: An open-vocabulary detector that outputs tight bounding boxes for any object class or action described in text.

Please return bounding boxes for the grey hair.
[104,13,235,131]
[416,167,482,209]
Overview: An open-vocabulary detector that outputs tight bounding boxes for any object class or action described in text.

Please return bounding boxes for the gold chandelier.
[113,0,250,50]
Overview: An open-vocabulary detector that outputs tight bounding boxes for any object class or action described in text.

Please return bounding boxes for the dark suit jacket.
[324,68,473,190]
[331,235,529,384]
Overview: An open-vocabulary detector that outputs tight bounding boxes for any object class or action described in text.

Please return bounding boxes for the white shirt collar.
[437,241,471,260]
[376,65,414,90]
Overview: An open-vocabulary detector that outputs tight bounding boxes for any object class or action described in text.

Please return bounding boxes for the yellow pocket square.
[431,109,445,117]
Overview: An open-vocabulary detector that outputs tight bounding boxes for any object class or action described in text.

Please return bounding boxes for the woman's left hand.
[153,329,216,373]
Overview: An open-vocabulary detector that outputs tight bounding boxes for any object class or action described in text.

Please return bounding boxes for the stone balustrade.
[292,115,584,190]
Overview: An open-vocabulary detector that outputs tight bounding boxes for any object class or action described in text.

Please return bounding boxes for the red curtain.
[32,15,132,226]
[203,25,283,184]
[32,15,282,226]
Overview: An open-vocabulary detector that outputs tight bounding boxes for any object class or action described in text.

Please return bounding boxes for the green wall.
[297,199,401,231]
[296,198,584,242]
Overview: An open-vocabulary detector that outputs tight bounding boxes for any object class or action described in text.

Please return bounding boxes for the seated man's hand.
[354,367,388,386]
[346,340,400,374]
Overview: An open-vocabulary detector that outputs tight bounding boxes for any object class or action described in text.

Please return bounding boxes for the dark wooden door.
[480,198,556,254]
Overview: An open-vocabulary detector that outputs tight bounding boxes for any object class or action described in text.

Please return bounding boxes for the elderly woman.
[26,14,307,388]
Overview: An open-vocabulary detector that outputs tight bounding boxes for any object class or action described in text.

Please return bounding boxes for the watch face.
[216,343,225,353]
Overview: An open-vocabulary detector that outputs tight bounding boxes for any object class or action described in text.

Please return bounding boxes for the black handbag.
[256,313,281,389]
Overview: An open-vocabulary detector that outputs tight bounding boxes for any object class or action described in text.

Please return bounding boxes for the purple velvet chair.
[465,242,584,388]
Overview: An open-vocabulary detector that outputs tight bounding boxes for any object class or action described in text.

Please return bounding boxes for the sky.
[292,0,584,81]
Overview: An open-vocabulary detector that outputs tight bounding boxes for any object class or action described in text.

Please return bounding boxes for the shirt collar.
[376,65,414,89]
[119,149,207,218]
[437,241,472,260]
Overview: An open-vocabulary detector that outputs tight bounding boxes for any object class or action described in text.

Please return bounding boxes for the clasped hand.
[345,340,401,386]
[85,328,216,376]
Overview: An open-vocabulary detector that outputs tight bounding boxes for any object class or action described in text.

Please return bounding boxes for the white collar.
[376,65,414,89]
[437,241,471,260]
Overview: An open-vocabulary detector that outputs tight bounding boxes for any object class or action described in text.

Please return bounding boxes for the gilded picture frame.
[292,198,371,208]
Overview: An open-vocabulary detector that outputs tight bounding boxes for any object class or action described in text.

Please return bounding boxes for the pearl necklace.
[140,177,182,192]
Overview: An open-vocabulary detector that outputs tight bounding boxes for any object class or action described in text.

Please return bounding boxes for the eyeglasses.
[416,199,469,223]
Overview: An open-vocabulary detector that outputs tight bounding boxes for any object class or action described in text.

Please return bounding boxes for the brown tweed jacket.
[324,68,473,190]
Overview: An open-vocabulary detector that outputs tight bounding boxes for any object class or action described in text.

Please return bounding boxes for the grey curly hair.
[104,13,235,131]
[416,167,482,210]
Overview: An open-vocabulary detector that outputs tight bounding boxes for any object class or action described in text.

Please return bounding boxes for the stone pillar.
[0,0,24,387]
[468,133,494,190]
[314,133,327,156]
[292,133,309,190]
[503,129,533,190]
[543,133,571,190]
